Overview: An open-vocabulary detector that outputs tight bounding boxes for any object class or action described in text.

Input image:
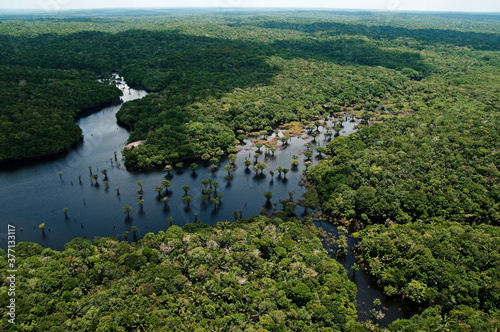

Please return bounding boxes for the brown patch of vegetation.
[281,121,305,137]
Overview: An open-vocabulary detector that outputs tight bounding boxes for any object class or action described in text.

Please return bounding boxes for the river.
[0,75,410,326]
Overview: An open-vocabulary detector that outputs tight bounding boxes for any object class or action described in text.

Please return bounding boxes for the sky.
[0,0,499,13]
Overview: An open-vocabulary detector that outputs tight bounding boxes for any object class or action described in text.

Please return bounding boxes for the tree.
[123,231,130,241]
[137,199,144,210]
[160,196,169,207]
[244,159,252,169]
[216,193,223,202]
[224,164,235,175]
[115,187,120,196]
[304,150,313,160]
[264,191,273,202]
[39,223,46,234]
[255,162,267,174]
[253,152,260,163]
[167,216,173,227]
[101,169,108,181]
[63,207,68,218]
[276,166,283,176]
[189,163,198,174]
[201,179,210,189]
[201,153,211,161]
[209,164,218,173]
[213,181,219,194]
[210,198,219,210]
[304,142,314,150]
[280,136,289,145]
[163,165,173,176]
[255,143,263,152]
[316,146,326,157]
[123,205,132,217]
[175,162,183,170]
[58,171,62,179]
[228,154,237,164]
[161,180,172,193]
[182,185,191,195]
[311,131,319,142]
[131,226,139,236]
[183,195,192,207]
[282,168,290,179]
[91,173,99,184]
[136,180,143,190]
[154,185,163,196]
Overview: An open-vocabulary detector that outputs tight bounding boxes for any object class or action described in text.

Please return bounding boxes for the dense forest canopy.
[0,217,359,331]
[0,9,499,331]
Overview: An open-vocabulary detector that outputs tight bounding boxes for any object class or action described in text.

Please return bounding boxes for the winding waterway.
[0,75,410,326]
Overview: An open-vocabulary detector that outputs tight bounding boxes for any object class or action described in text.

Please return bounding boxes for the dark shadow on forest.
[245,21,500,51]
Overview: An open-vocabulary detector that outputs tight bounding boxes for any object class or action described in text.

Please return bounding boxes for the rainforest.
[0,8,499,331]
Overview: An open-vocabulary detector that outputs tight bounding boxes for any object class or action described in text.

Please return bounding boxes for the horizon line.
[0,7,499,14]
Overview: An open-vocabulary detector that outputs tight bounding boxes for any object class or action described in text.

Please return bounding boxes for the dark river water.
[0,75,410,325]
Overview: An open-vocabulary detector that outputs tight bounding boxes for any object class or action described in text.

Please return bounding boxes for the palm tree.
[244,159,252,169]
[160,196,169,207]
[182,195,192,207]
[255,162,267,174]
[182,185,190,195]
[161,180,172,194]
[123,205,132,217]
[154,185,163,196]
[210,198,219,210]
[189,163,198,174]
[304,142,314,150]
[224,164,235,175]
[163,165,173,176]
[205,188,214,199]
[137,199,144,210]
[280,136,289,146]
[201,179,210,189]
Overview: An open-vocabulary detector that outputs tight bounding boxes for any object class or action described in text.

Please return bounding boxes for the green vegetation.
[0,217,358,331]
[0,9,499,329]
[356,222,500,311]
[0,67,121,160]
